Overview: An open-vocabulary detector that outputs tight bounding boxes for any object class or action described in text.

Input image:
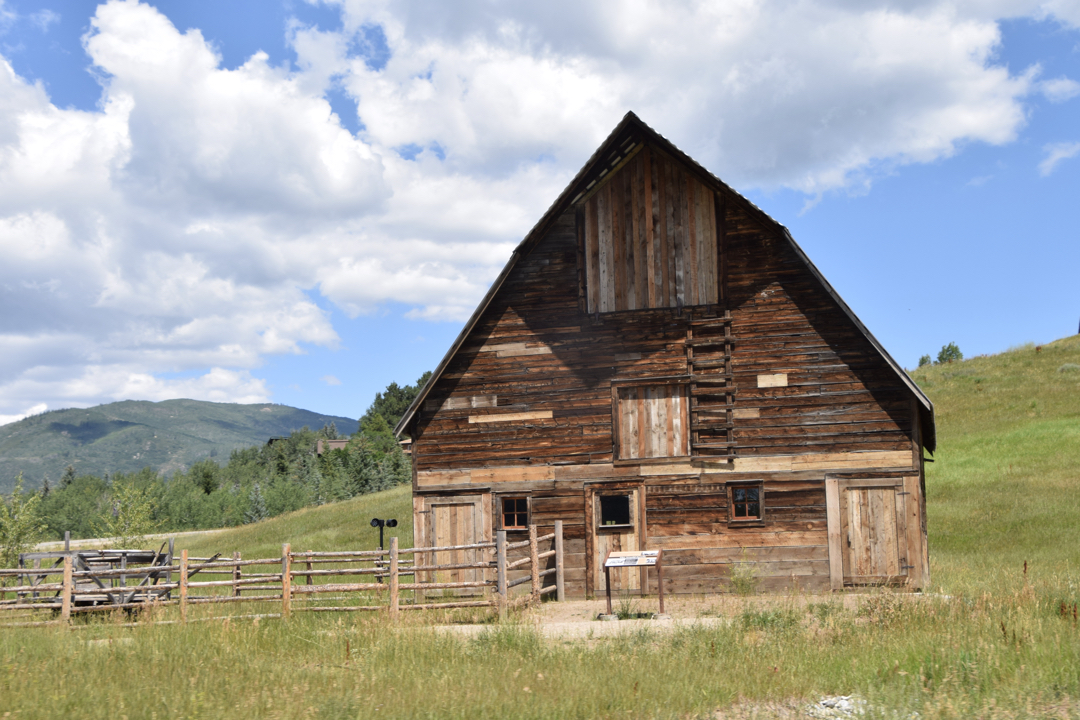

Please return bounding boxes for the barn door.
[826,478,910,588]
[427,496,483,591]
[588,486,642,596]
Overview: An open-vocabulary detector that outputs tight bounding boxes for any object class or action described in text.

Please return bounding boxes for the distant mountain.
[0,399,358,492]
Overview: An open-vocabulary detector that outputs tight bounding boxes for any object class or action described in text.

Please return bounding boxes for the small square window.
[501,497,528,530]
[728,483,763,522]
[599,495,632,527]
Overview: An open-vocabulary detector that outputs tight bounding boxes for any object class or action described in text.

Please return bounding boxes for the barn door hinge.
[900,565,914,570]
[896,492,911,496]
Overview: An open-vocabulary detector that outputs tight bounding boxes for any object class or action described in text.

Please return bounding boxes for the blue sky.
[0,0,1077,424]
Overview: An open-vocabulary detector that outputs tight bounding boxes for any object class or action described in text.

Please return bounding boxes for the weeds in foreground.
[729,550,760,596]
[3,569,1079,720]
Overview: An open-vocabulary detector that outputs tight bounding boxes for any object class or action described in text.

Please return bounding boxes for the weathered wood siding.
[584,148,718,313]
[410,139,926,597]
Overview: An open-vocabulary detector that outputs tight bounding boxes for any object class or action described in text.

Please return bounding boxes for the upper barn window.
[581,146,719,314]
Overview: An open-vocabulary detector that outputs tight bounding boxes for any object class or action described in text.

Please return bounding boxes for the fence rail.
[0,522,564,626]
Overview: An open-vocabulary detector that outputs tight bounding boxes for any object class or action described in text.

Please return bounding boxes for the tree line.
[0,373,429,563]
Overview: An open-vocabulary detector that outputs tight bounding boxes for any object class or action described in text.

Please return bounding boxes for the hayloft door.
[587,484,643,596]
[826,478,912,588]
[427,496,484,592]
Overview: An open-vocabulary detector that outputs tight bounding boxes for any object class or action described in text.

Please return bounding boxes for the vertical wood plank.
[586,198,600,313]
[389,536,399,621]
[233,551,242,598]
[554,520,565,602]
[642,148,656,307]
[629,156,642,310]
[180,549,189,623]
[904,475,924,589]
[611,178,625,311]
[659,154,673,306]
[597,185,611,312]
[281,543,291,619]
[825,478,844,591]
[496,530,507,619]
[529,524,540,599]
[61,556,72,622]
[686,175,699,305]
[621,166,635,311]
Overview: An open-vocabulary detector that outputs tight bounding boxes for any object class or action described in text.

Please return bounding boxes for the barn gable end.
[397,113,934,597]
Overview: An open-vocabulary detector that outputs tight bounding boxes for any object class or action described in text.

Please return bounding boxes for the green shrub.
[0,474,46,569]
[937,342,963,364]
[918,354,932,367]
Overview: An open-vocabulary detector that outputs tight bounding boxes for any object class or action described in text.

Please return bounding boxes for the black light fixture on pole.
[370,518,398,583]
[370,517,398,550]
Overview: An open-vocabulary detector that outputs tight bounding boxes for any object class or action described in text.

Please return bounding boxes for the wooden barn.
[395,112,934,597]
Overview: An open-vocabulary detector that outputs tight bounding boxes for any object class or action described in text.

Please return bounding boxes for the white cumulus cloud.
[0,0,1077,418]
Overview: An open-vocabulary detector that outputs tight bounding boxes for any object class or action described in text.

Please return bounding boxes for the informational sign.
[604,550,660,568]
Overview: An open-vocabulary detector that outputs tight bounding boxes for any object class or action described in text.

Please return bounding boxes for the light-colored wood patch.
[425,395,497,412]
[757,373,788,388]
[732,408,760,419]
[416,470,472,487]
[469,466,555,484]
[468,411,553,424]
[614,352,642,361]
[480,342,552,358]
[791,450,913,470]
[638,462,697,476]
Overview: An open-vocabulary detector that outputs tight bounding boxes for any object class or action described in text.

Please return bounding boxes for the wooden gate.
[826,476,921,589]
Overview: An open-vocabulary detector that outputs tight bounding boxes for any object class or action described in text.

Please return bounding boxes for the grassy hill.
[0,399,358,493]
[915,334,1080,588]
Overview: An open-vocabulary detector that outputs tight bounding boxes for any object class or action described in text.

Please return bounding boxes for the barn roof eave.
[395,111,936,453]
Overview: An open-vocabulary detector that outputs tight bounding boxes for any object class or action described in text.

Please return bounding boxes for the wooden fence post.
[496,530,507,619]
[529,524,540,600]
[167,538,174,600]
[554,520,565,602]
[389,537,399,621]
[61,556,72,623]
[281,544,292,619]
[179,550,188,623]
[233,551,242,598]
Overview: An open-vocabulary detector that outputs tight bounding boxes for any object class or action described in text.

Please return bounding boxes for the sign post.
[602,550,664,617]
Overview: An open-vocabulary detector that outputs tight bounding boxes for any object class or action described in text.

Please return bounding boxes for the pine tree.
[245,482,268,524]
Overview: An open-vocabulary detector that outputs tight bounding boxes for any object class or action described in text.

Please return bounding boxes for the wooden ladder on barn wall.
[687,311,736,459]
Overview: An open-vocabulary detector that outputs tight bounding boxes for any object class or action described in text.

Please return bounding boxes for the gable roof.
[395,112,936,453]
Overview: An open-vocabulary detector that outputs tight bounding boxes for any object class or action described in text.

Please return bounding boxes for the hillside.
[914,334,1080,585]
[0,399,358,492]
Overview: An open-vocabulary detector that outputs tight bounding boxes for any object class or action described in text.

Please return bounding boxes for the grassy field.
[2,338,1080,719]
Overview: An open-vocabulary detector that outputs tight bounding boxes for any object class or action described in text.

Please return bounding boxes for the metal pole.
[657,550,665,615]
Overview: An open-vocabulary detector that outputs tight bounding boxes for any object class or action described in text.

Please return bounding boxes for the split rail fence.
[0,523,564,627]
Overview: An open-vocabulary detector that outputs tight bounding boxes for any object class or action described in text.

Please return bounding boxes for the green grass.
[3,339,1080,718]
[175,484,414,559]
[916,335,1080,588]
